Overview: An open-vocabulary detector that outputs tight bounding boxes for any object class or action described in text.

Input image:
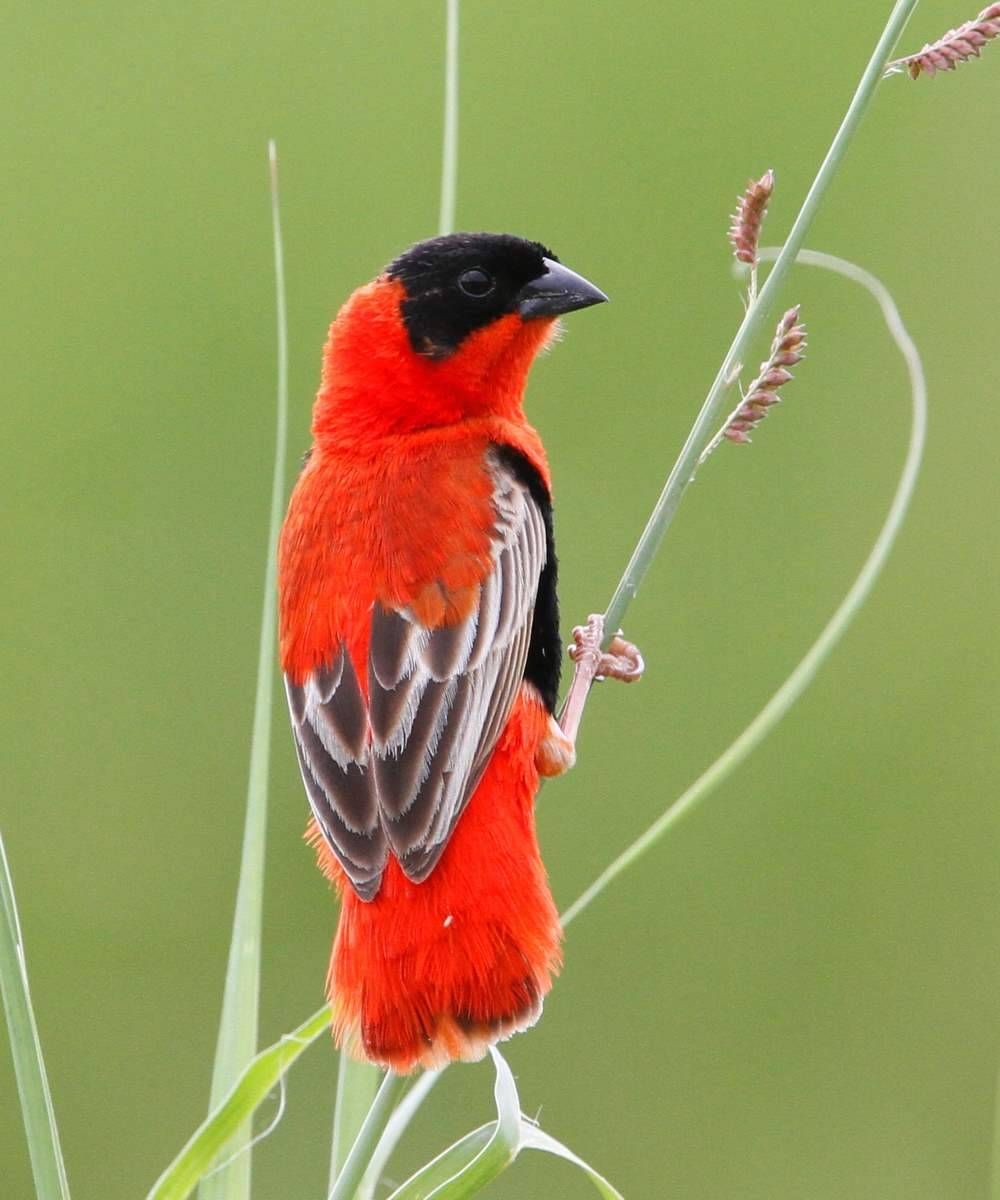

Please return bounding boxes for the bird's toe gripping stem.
[542,609,643,768]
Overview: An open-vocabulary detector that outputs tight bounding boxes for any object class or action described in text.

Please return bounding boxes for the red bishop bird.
[279,233,643,1072]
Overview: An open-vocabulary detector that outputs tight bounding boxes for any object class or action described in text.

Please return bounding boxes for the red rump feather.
[279,267,564,1070]
[311,691,560,1071]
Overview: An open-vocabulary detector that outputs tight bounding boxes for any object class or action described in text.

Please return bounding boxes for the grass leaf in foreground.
[385,1050,622,1199]
[518,1126,625,1200]
[198,138,289,1200]
[385,1050,519,1200]
[0,836,71,1200]
[146,1006,330,1200]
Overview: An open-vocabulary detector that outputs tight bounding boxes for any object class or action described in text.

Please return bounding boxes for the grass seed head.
[887,3,1000,78]
[724,307,806,444]
[727,169,774,267]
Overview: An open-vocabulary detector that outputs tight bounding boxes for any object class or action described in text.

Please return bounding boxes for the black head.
[385,232,607,358]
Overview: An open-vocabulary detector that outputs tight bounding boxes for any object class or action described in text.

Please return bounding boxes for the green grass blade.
[198,138,290,1200]
[329,1058,380,1191]
[147,1006,330,1200]
[384,1126,496,1200]
[0,836,71,1200]
[385,1051,520,1200]
[519,1127,624,1200]
[382,1051,624,1200]
[562,247,927,927]
[486,1048,521,1149]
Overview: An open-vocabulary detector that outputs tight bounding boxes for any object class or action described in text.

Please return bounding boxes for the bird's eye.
[457,268,496,298]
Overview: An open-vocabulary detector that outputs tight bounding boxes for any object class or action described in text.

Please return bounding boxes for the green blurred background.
[3,1,999,1197]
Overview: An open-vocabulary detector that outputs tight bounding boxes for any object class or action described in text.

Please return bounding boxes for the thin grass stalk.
[562,247,927,927]
[198,139,289,1200]
[358,1070,443,1200]
[329,1058,380,1192]
[438,0,460,236]
[0,837,71,1200]
[601,0,919,640]
[328,1072,408,1200]
[517,1127,624,1200]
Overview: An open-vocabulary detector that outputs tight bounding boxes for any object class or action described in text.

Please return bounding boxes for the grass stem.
[438,0,460,236]
[329,1059,380,1194]
[328,1072,407,1200]
[601,0,919,639]
[562,247,927,927]
[198,138,289,1200]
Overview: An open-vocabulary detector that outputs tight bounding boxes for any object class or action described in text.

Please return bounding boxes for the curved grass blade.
[146,1006,330,1200]
[385,1050,519,1200]
[0,836,71,1200]
[198,138,290,1200]
[519,1126,624,1200]
[383,1126,495,1200]
[562,247,927,927]
[384,1050,625,1199]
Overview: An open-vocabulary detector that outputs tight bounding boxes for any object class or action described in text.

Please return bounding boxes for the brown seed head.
[724,306,807,444]
[727,170,774,267]
[886,3,1000,78]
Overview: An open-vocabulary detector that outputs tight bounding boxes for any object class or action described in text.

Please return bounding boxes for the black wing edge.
[490,443,561,713]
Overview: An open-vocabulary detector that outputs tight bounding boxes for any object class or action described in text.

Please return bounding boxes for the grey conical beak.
[517,258,608,319]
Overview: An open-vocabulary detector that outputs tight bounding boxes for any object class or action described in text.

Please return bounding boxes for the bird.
[278,232,642,1072]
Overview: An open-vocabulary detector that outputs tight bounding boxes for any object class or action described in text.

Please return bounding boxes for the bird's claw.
[568,614,645,683]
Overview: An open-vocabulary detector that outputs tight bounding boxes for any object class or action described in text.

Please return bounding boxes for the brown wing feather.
[284,448,547,898]
[284,647,388,900]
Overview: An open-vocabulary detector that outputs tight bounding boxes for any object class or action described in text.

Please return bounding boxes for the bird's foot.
[568,614,645,684]
[551,613,644,757]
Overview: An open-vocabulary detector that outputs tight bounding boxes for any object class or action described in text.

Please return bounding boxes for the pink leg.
[557,613,644,747]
